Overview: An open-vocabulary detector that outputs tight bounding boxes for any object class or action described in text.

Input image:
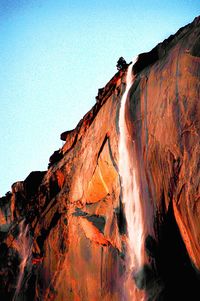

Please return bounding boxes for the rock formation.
[0,16,200,301]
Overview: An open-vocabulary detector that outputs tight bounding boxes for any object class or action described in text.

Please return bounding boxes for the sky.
[0,0,199,196]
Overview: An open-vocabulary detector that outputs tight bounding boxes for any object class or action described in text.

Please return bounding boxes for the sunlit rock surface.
[0,16,200,301]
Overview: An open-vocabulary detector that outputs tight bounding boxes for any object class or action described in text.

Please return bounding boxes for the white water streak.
[13,220,32,301]
[119,57,145,270]
[98,167,109,194]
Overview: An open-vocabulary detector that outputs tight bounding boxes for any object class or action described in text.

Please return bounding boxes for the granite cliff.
[0,17,200,301]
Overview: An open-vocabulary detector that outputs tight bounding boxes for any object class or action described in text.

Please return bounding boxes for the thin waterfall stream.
[13,219,32,301]
[119,58,145,271]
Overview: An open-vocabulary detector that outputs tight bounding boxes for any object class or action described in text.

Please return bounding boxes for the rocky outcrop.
[0,16,200,301]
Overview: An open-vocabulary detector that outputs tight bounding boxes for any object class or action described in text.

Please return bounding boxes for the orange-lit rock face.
[84,139,119,203]
[0,17,200,301]
[127,27,200,271]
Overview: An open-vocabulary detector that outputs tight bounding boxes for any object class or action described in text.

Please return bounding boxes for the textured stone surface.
[0,16,200,301]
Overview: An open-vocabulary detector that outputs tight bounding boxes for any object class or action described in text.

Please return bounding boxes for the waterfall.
[13,219,32,301]
[119,57,145,271]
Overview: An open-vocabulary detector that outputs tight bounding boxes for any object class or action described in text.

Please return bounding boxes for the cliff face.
[0,17,200,301]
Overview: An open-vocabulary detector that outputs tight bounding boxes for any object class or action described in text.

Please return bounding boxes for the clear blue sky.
[0,0,199,196]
